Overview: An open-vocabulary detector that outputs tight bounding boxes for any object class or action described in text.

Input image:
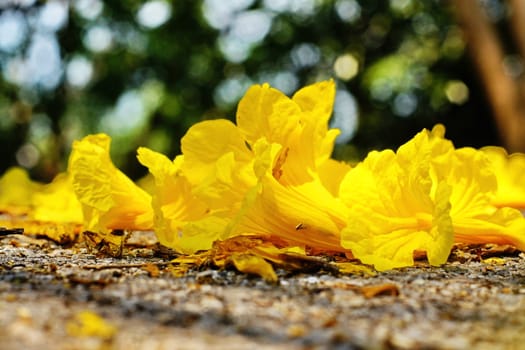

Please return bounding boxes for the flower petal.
[70,134,153,233]
[481,146,525,209]
[340,128,455,271]
[236,83,301,147]
[31,173,83,224]
[137,147,212,253]
[0,167,43,215]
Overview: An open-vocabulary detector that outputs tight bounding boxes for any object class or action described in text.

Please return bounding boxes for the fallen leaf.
[142,263,160,277]
[334,262,377,276]
[482,257,506,265]
[231,253,278,283]
[0,219,80,244]
[360,283,400,298]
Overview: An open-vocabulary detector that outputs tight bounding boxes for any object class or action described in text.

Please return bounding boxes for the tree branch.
[452,0,525,152]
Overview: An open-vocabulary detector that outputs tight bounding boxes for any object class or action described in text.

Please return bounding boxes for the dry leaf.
[231,253,278,283]
[334,262,377,276]
[360,283,400,298]
[142,263,160,277]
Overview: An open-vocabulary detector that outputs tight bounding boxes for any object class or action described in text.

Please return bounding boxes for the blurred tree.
[453,0,525,152]
[0,0,509,181]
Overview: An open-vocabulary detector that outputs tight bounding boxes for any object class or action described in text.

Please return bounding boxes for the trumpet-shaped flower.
[0,167,43,216]
[229,140,351,252]
[341,125,525,271]
[225,81,352,251]
[236,80,339,186]
[180,119,256,210]
[137,147,223,254]
[339,126,455,271]
[444,147,525,250]
[69,134,153,234]
[480,146,525,210]
[139,119,259,254]
[141,81,347,255]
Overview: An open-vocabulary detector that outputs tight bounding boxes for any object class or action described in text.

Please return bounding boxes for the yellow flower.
[340,126,455,271]
[230,140,350,252]
[69,134,153,233]
[140,80,350,254]
[31,172,83,224]
[444,147,525,250]
[227,81,352,251]
[180,119,256,210]
[340,124,525,271]
[0,166,43,216]
[137,147,218,254]
[236,80,339,185]
[139,119,259,253]
[480,146,525,210]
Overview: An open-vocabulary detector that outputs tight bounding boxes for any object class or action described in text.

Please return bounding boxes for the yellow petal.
[67,310,116,339]
[340,128,455,271]
[317,159,352,197]
[232,173,348,252]
[292,80,335,126]
[70,134,153,233]
[236,83,301,147]
[181,119,252,184]
[231,253,278,282]
[137,147,211,253]
[0,167,43,215]
[481,146,525,209]
[31,173,83,224]
[446,147,497,218]
[453,207,525,250]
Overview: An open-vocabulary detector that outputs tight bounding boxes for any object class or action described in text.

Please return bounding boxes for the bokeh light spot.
[73,0,104,21]
[37,1,68,32]
[16,143,40,169]
[331,89,359,144]
[335,0,361,23]
[393,92,417,117]
[291,43,320,68]
[66,55,94,88]
[83,24,113,53]
[445,80,469,105]
[333,54,359,81]
[136,0,172,29]
[0,10,27,53]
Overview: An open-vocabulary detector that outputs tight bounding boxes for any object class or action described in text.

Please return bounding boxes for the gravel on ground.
[0,232,524,350]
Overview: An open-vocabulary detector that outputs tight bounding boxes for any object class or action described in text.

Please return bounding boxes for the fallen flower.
[69,134,154,234]
[481,146,525,210]
[137,147,213,254]
[230,144,350,252]
[339,126,455,271]
[432,143,525,252]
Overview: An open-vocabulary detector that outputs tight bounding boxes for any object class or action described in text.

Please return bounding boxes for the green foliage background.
[0,0,500,181]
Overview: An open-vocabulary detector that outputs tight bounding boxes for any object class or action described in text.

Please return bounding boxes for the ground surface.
[0,232,524,350]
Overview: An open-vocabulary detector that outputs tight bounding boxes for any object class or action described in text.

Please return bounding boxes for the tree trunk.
[452,0,525,152]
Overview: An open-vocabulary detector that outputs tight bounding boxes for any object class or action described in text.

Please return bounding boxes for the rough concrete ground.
[0,233,524,350]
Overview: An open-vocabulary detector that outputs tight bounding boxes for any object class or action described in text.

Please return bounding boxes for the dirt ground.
[0,231,524,350]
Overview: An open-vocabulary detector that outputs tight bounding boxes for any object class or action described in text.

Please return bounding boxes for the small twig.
[81,261,173,270]
[0,227,24,236]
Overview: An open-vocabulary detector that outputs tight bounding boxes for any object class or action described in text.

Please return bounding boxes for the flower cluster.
[1,80,524,272]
